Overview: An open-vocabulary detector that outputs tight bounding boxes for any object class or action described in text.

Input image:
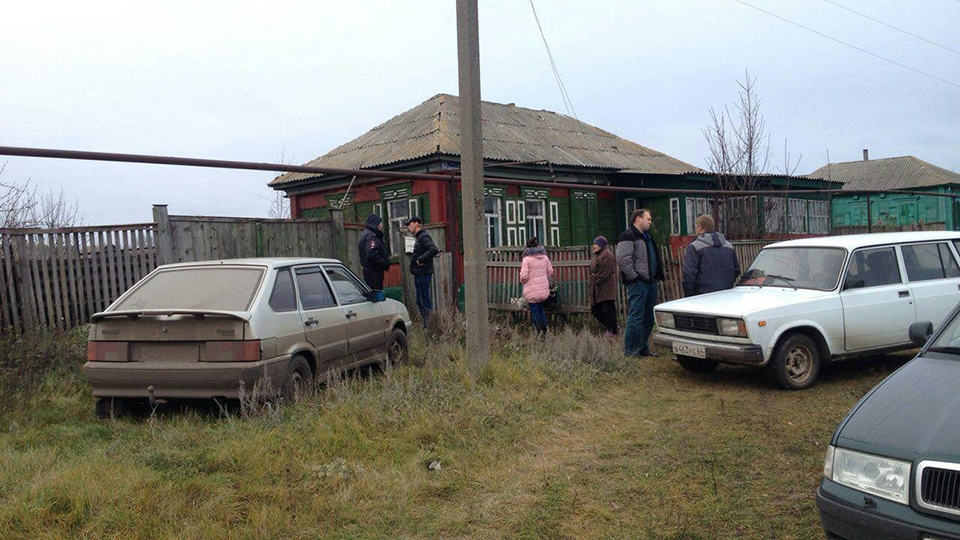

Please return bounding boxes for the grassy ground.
[0,320,912,540]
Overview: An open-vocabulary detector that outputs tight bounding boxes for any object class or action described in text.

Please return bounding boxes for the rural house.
[810,152,960,233]
[270,94,832,291]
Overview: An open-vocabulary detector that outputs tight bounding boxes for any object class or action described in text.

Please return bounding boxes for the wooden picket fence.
[487,241,775,317]
[0,224,160,333]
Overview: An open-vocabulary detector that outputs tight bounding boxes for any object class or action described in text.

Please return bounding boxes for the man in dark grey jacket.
[616,208,665,357]
[682,214,741,297]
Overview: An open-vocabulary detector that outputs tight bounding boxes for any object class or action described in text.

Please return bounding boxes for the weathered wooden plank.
[0,236,11,330]
[12,236,38,329]
[145,228,157,271]
[132,228,144,282]
[64,233,80,326]
[51,234,69,330]
[72,232,88,323]
[96,231,110,310]
[110,229,124,298]
[36,235,59,329]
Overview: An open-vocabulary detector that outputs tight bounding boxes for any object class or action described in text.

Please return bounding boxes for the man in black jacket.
[682,214,740,297]
[405,216,439,325]
[358,213,391,290]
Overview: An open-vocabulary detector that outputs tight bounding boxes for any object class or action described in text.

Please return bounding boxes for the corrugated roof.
[807,156,960,191]
[271,94,700,186]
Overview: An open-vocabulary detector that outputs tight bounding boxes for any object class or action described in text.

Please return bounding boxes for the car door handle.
[899,290,910,298]
[345,311,357,319]
[304,318,319,327]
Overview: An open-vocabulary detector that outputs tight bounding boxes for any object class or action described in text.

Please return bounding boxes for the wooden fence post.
[330,209,347,263]
[153,205,174,265]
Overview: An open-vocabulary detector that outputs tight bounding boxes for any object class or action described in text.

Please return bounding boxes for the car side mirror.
[909,321,934,347]
[366,289,386,303]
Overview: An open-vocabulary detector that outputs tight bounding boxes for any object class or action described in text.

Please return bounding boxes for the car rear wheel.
[282,356,313,403]
[95,397,133,419]
[386,328,409,365]
[676,355,719,373]
[767,333,820,390]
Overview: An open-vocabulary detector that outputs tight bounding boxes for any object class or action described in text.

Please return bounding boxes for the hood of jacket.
[522,246,547,258]
[696,231,728,248]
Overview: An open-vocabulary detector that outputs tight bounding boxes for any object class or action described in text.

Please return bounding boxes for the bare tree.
[702,71,801,239]
[0,166,82,229]
[265,147,293,219]
[267,191,291,219]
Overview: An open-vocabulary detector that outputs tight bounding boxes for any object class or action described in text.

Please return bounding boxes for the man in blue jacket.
[682,214,740,297]
[358,214,391,290]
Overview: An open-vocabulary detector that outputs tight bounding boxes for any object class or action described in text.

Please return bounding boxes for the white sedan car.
[652,231,960,389]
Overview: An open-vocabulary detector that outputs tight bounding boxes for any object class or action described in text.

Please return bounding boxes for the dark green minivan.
[817,310,960,539]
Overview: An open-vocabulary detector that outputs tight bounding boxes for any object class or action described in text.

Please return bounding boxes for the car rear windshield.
[112,267,265,311]
[738,247,846,291]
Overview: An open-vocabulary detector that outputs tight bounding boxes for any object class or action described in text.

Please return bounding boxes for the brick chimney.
[863,149,869,161]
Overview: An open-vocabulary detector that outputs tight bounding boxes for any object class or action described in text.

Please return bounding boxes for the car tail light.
[204,340,262,362]
[87,341,130,362]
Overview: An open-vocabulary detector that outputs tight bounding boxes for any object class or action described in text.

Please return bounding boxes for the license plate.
[672,342,706,359]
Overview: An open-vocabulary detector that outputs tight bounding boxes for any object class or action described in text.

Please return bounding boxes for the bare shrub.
[0,173,82,229]
[0,327,86,421]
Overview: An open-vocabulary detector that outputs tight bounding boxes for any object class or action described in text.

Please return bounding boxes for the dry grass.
[0,319,911,539]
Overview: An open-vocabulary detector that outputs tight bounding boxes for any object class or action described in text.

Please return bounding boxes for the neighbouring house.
[270,93,833,291]
[810,152,960,234]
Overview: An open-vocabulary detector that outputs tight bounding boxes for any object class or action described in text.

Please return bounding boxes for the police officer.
[358,214,390,290]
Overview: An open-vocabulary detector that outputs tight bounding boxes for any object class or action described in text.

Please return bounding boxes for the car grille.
[919,462,960,515]
[673,314,719,335]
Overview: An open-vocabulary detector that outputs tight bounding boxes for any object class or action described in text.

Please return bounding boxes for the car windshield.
[112,267,265,312]
[928,314,960,352]
[738,247,846,291]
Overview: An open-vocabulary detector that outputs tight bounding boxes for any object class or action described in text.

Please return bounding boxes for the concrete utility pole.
[456,0,490,373]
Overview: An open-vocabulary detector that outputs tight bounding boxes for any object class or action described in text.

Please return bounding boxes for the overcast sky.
[2,0,958,224]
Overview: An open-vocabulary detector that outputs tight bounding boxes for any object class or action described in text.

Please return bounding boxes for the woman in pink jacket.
[520,237,554,335]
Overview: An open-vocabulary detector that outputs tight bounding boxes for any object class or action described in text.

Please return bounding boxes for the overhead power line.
[528,0,578,119]
[821,0,960,56]
[732,0,960,90]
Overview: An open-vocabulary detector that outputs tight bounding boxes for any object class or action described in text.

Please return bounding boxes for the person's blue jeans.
[529,302,547,334]
[624,280,657,356]
[414,274,433,326]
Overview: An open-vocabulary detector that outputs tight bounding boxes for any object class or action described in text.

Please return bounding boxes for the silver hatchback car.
[84,258,412,417]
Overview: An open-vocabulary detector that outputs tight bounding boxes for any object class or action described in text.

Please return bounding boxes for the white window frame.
[485,196,502,248]
[809,200,829,234]
[525,199,546,245]
[625,198,638,228]
[387,198,417,256]
[789,198,808,234]
[686,197,712,234]
[764,197,787,234]
[669,198,680,236]
[549,201,560,246]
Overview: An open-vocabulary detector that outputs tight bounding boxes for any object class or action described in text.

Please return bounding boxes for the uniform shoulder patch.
[370,241,377,249]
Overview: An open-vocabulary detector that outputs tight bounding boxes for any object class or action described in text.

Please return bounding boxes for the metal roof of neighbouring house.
[808,156,960,191]
[270,93,700,186]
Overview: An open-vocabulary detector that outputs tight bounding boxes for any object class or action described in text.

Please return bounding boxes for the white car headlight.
[655,311,675,328]
[827,446,911,505]
[717,317,747,337]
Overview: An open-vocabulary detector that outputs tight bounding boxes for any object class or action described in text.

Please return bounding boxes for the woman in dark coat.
[588,236,619,336]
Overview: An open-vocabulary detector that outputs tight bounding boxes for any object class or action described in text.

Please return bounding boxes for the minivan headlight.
[827,446,910,505]
[717,317,747,337]
[655,311,675,328]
